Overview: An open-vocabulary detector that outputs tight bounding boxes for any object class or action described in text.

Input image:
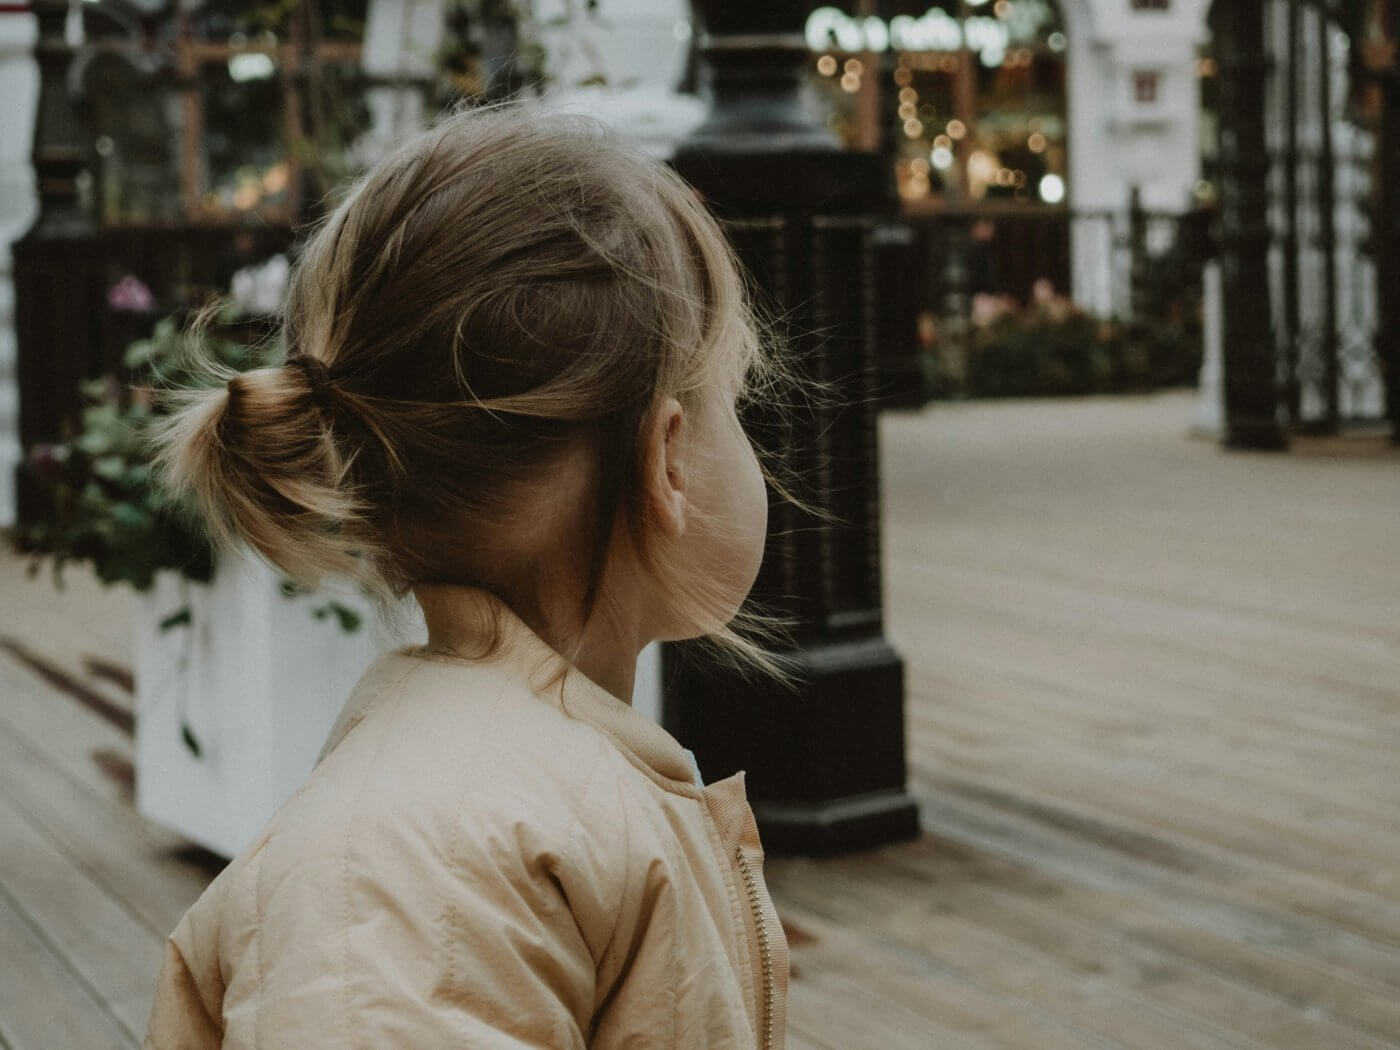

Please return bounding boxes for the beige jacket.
[144,584,789,1049]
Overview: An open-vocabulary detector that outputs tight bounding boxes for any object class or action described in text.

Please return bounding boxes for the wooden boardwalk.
[2,390,1398,1049]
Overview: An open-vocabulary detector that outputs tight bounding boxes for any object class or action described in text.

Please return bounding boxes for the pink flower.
[107,275,156,313]
[971,293,1016,329]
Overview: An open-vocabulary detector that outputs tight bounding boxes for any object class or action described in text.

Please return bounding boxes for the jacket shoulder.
[317,651,615,818]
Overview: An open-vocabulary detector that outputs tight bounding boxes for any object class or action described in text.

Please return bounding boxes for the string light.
[900,171,931,200]
[228,52,275,82]
[804,5,1071,205]
[262,163,289,193]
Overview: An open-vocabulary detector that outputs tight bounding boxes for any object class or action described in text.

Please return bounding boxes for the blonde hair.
[151,102,794,674]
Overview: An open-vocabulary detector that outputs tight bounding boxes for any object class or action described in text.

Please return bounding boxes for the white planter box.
[133,546,424,858]
[134,545,664,858]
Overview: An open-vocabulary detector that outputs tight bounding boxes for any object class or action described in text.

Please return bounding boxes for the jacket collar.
[410,582,701,790]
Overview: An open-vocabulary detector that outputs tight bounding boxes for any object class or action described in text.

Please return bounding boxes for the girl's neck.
[415,580,644,706]
[552,609,638,705]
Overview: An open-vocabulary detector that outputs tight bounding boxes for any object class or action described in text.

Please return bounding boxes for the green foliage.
[7,310,364,635]
[8,313,260,591]
[927,297,1202,400]
[312,600,363,633]
[968,312,1119,397]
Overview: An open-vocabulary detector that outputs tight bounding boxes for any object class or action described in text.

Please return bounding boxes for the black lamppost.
[12,0,107,523]
[663,1,920,856]
[1212,0,1289,450]
[1369,1,1400,445]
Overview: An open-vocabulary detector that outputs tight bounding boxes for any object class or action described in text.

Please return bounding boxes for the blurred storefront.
[803,2,1208,314]
[806,2,1071,211]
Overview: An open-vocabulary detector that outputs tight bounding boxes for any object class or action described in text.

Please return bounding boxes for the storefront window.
[806,0,1069,209]
[86,0,371,225]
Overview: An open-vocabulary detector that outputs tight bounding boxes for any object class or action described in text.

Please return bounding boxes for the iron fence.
[901,199,1211,399]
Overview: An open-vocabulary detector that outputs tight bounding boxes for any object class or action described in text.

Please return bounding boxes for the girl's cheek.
[736,441,768,585]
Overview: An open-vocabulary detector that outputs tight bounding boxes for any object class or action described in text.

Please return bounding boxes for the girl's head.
[154,104,783,670]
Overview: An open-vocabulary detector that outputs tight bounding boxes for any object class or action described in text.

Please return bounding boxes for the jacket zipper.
[734,845,774,1050]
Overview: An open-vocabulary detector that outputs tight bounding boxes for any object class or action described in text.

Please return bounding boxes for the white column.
[1067,0,1208,316]
[1194,258,1224,435]
[0,9,38,528]
[533,0,704,158]
[357,0,448,162]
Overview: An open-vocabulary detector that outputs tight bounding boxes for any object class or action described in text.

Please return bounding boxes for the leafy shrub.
[924,282,1202,399]
[10,313,268,590]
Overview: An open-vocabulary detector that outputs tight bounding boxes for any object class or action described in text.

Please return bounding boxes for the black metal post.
[1214,0,1289,449]
[872,223,928,407]
[939,214,972,396]
[1316,0,1342,432]
[1283,0,1303,424]
[1128,185,1151,324]
[663,0,920,856]
[1375,14,1400,443]
[12,0,106,522]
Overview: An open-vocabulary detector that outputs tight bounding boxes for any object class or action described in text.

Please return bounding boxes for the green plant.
[9,313,256,590]
[927,284,1202,400]
[969,311,1118,397]
[8,309,363,636]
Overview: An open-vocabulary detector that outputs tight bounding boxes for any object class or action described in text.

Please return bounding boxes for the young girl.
[143,105,791,1049]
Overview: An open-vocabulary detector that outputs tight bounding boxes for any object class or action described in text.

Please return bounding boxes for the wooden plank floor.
[2,390,1398,1049]
[771,393,1400,1050]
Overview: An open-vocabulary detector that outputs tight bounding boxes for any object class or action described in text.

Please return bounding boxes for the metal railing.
[895,197,1211,398]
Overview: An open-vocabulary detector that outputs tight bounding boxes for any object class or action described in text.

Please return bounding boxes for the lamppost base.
[664,635,919,857]
[753,791,921,857]
[1223,420,1290,450]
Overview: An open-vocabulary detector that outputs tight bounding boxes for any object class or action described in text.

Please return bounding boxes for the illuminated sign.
[805,3,1058,67]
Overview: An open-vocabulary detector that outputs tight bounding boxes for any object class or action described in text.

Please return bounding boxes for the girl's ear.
[644,397,686,538]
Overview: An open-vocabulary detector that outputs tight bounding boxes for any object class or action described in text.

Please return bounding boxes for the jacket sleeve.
[144,934,224,1050]
[551,764,741,1050]
[419,784,606,1050]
